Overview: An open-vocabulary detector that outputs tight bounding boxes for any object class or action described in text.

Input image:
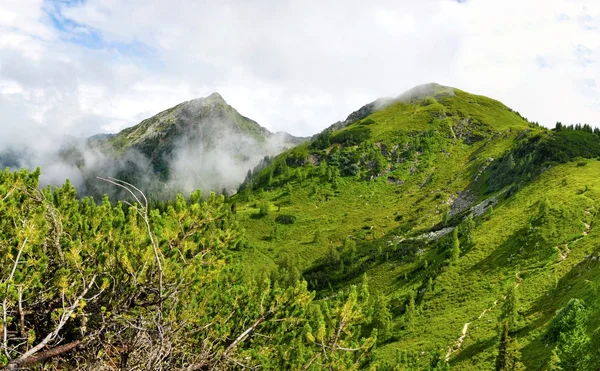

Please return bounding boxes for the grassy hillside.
[230,85,600,369]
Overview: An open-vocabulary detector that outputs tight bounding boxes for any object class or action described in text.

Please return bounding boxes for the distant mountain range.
[1,92,307,198]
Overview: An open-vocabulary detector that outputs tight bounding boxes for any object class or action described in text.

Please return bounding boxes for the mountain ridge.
[78,92,310,196]
[229,84,600,370]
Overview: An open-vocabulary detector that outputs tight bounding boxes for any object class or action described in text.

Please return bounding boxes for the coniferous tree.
[505,338,526,371]
[502,285,520,327]
[327,246,341,267]
[371,291,393,342]
[496,320,510,371]
[450,227,461,263]
[404,291,416,330]
[496,320,525,371]
[426,277,434,293]
[461,215,476,247]
[547,299,592,370]
[555,121,563,131]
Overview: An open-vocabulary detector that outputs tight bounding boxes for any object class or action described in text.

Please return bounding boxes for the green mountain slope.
[80,93,308,197]
[230,84,600,369]
[107,93,269,157]
[97,93,302,179]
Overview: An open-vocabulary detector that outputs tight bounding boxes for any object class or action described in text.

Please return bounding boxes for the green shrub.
[331,126,371,146]
[257,201,270,217]
[275,214,296,225]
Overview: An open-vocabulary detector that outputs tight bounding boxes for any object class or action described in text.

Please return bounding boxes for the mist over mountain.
[320,83,456,135]
[0,93,306,198]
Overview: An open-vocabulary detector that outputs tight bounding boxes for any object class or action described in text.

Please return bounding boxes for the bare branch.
[302,351,322,370]
[17,286,25,340]
[3,275,97,370]
[107,177,148,210]
[211,310,273,370]
[0,186,17,202]
[330,313,347,356]
[3,234,29,359]
[97,177,143,209]
[17,340,81,368]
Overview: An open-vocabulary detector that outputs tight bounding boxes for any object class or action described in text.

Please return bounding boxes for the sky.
[0,0,599,138]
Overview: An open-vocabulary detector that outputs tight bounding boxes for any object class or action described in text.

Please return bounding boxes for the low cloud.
[0,92,298,199]
[2,0,600,193]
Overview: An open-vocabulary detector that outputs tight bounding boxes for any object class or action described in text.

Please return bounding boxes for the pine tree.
[371,291,393,342]
[327,246,341,266]
[547,299,591,370]
[502,285,520,327]
[462,215,476,246]
[505,338,526,371]
[426,277,434,293]
[450,227,461,263]
[496,320,525,371]
[404,291,416,330]
[555,121,563,131]
[548,350,562,370]
[496,320,510,370]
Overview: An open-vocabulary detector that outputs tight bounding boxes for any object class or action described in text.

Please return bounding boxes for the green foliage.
[501,285,520,327]
[331,126,372,146]
[404,291,416,331]
[275,214,296,225]
[546,299,593,370]
[496,320,525,371]
[486,129,600,193]
[371,291,393,342]
[460,215,476,247]
[313,230,328,245]
[229,86,600,369]
[285,146,310,167]
[0,169,378,369]
[257,200,270,217]
[450,227,461,263]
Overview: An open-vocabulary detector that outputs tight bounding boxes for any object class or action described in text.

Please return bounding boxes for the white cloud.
[0,0,599,143]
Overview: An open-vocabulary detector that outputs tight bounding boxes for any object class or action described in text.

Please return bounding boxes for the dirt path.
[515,271,523,287]
[557,244,570,262]
[445,204,597,363]
[445,299,499,362]
[445,323,470,362]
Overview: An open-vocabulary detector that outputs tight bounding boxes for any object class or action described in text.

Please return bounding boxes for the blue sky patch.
[44,0,156,62]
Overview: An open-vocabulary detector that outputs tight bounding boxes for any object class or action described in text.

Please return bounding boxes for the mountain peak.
[187,92,227,107]
[205,92,226,103]
[396,82,455,102]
